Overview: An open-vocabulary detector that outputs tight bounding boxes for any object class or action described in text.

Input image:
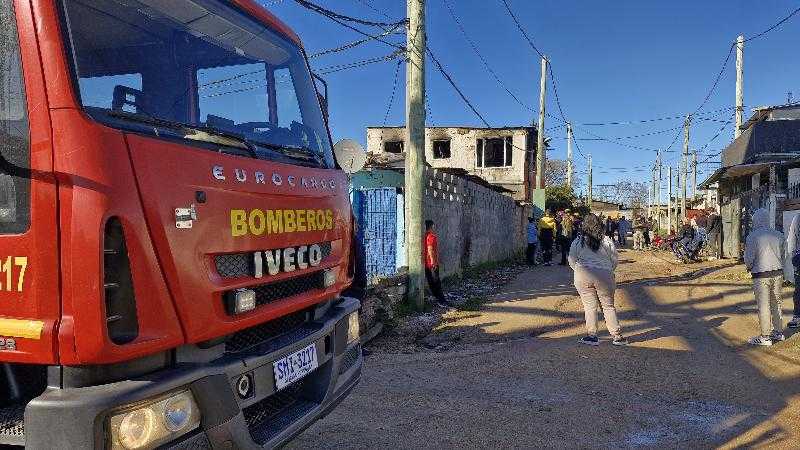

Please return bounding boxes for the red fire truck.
[0,0,363,448]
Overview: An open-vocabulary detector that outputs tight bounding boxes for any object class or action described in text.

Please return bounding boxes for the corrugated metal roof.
[722,120,800,167]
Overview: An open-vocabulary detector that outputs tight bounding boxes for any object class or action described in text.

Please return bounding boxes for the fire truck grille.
[215,242,333,278]
[338,344,361,375]
[243,378,317,445]
[225,309,313,354]
[0,404,25,444]
[252,271,325,307]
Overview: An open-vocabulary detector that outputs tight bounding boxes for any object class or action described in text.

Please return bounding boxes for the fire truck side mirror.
[334,139,366,174]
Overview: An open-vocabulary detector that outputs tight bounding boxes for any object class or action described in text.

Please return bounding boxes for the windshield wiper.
[107,110,258,158]
[250,141,325,167]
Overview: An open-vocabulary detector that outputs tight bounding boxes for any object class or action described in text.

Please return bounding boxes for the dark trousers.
[558,236,570,264]
[526,243,538,265]
[541,230,553,263]
[425,267,445,301]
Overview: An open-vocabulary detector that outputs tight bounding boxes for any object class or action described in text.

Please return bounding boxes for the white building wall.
[366,127,533,201]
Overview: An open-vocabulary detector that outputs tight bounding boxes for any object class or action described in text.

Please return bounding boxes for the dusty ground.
[288,250,800,449]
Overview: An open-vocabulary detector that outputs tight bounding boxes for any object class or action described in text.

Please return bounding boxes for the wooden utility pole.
[692,150,697,199]
[675,162,681,226]
[668,166,673,233]
[536,57,548,189]
[566,123,573,189]
[587,154,592,211]
[405,0,426,310]
[735,34,745,139]
[682,114,690,222]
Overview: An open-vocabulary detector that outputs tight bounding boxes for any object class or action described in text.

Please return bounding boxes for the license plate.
[273,343,318,391]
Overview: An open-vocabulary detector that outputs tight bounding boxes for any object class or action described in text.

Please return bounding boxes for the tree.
[545,185,576,211]
[545,159,582,190]
[594,180,649,208]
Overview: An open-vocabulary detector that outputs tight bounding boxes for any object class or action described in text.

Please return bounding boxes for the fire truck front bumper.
[22,297,362,450]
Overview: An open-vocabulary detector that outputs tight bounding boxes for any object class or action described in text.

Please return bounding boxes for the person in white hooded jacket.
[568,213,627,346]
[744,208,786,346]
[786,214,800,328]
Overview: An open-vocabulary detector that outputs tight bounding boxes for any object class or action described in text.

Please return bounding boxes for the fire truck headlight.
[109,390,201,449]
[323,266,339,288]
[346,312,360,344]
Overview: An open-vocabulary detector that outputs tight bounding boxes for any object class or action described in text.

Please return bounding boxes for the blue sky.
[266,0,800,192]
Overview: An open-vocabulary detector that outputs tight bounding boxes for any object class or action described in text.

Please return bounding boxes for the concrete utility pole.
[656,150,662,227]
[675,162,681,226]
[536,57,548,189]
[405,0,426,311]
[682,114,690,222]
[566,123,573,189]
[692,150,697,199]
[668,166,673,233]
[735,34,745,139]
[648,167,653,218]
[587,154,592,211]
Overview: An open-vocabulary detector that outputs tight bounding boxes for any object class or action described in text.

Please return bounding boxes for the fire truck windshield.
[60,0,334,167]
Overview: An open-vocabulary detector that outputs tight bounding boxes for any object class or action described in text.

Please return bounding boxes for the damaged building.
[366,126,538,202]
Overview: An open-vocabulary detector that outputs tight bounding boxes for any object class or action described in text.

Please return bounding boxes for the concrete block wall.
[422,167,528,279]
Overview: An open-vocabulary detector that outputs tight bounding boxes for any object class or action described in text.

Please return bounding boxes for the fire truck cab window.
[0,0,30,234]
[60,0,334,168]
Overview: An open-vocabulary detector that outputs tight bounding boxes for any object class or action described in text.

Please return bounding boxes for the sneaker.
[771,331,786,342]
[578,335,599,346]
[788,317,800,328]
[544,262,552,266]
[612,336,629,346]
[748,335,774,346]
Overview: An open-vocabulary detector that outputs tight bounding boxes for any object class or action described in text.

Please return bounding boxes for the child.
[744,208,786,346]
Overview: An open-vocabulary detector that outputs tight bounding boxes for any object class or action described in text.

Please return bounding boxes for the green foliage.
[545,185,577,211]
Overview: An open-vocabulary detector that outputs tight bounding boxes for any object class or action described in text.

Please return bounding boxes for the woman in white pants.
[569,213,628,346]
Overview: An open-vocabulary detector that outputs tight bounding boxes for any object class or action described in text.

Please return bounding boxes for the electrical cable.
[425,46,491,127]
[383,60,403,125]
[743,6,800,42]
[290,0,406,28]
[308,23,405,58]
[498,0,545,59]
[440,0,536,115]
[317,50,404,75]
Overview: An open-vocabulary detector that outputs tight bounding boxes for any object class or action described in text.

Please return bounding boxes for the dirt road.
[289,250,800,449]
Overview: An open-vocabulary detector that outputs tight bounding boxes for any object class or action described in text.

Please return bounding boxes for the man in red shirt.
[424,220,446,305]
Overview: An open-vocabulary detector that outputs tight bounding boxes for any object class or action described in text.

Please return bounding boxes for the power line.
[426,46,491,127]
[579,106,735,126]
[383,60,402,125]
[743,6,800,42]
[290,0,405,28]
[308,23,405,58]
[318,50,404,75]
[350,0,395,21]
[498,0,545,59]
[440,0,535,115]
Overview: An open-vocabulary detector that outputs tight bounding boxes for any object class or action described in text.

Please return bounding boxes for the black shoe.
[578,335,599,346]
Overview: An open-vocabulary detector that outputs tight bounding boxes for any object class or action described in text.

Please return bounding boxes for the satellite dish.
[334,139,367,174]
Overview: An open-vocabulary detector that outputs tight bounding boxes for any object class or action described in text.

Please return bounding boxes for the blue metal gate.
[354,188,398,284]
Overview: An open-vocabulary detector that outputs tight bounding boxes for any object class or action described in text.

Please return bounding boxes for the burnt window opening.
[476,137,513,168]
[432,140,451,159]
[384,141,404,154]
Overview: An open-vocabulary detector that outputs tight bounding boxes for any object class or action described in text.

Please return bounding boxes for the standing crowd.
[435,205,800,349]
